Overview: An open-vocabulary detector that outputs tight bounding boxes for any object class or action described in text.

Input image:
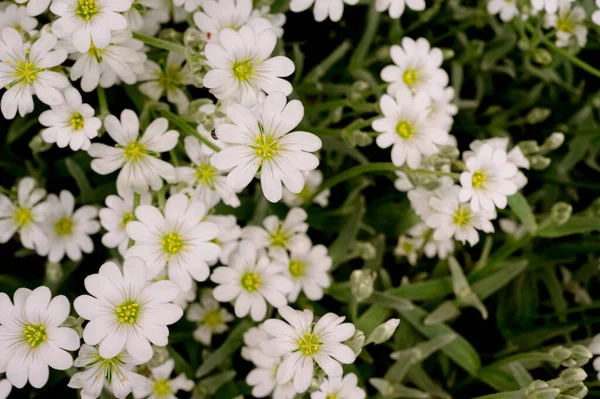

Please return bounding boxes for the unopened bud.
[350,269,377,302]
[549,346,571,363]
[29,134,53,153]
[61,316,84,337]
[551,202,572,226]
[442,48,455,60]
[147,346,170,368]
[376,46,391,61]
[45,262,63,284]
[366,319,400,345]
[345,330,366,356]
[569,345,592,367]
[561,382,588,398]
[526,108,552,124]
[428,154,451,169]
[556,368,587,387]
[519,140,540,155]
[351,131,373,147]
[158,28,181,43]
[542,132,565,151]
[533,48,553,65]
[421,176,441,191]
[355,242,376,260]
[527,388,561,399]
[439,145,460,160]
[530,155,551,170]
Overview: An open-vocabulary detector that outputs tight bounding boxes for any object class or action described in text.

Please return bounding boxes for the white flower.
[282,170,330,208]
[407,222,454,260]
[14,0,50,16]
[272,239,331,302]
[375,0,425,19]
[133,359,194,399]
[426,185,494,246]
[373,87,448,169]
[195,102,227,154]
[138,52,192,114]
[176,136,241,208]
[487,0,519,21]
[261,306,357,393]
[68,344,147,399]
[0,5,38,32]
[407,177,455,220]
[544,4,587,48]
[173,0,202,13]
[381,37,448,100]
[193,0,273,42]
[99,192,151,256]
[593,0,600,25]
[39,87,101,151]
[311,373,366,399]
[241,207,311,257]
[394,171,414,192]
[211,92,321,202]
[251,6,286,38]
[124,0,170,34]
[50,0,133,53]
[246,351,296,399]
[531,0,559,14]
[207,214,241,265]
[242,324,270,361]
[69,30,146,92]
[0,379,11,399]
[88,109,178,197]
[203,26,294,107]
[393,235,421,266]
[74,257,183,362]
[0,177,48,252]
[428,87,457,132]
[0,29,68,119]
[126,193,220,290]
[38,190,100,263]
[186,290,234,345]
[0,286,80,389]
[499,218,527,240]
[211,240,292,321]
[459,144,518,212]
[290,0,358,22]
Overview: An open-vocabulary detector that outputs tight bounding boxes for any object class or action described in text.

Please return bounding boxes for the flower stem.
[132,32,186,53]
[97,87,109,117]
[406,168,461,180]
[349,0,380,72]
[303,40,352,84]
[158,109,221,152]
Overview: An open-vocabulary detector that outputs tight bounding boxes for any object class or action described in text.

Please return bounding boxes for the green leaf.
[355,305,391,335]
[537,216,600,237]
[7,116,39,144]
[328,195,365,268]
[65,159,94,204]
[472,260,528,300]
[538,268,568,321]
[406,364,452,399]
[507,193,538,234]
[167,346,195,379]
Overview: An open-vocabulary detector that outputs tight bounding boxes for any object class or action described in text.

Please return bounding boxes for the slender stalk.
[349,0,380,71]
[407,168,461,180]
[158,109,221,152]
[132,32,186,53]
[97,87,109,117]
[303,40,352,84]
[304,99,348,114]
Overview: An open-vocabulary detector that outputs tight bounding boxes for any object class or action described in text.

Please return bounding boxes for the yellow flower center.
[326,395,338,399]
[253,134,280,161]
[70,113,85,130]
[401,241,413,253]
[12,59,40,86]
[161,232,184,256]
[241,272,261,292]
[203,308,223,328]
[402,68,418,87]
[289,259,304,278]
[471,170,486,188]
[452,206,472,227]
[75,0,99,20]
[55,217,73,236]
[296,330,321,356]
[269,226,289,248]
[13,206,34,228]
[153,379,171,397]
[88,42,104,63]
[123,141,147,163]
[23,324,47,348]
[115,300,140,324]
[557,17,573,33]
[121,212,134,229]
[396,121,414,139]
[195,163,217,187]
[158,64,182,89]
[232,59,254,81]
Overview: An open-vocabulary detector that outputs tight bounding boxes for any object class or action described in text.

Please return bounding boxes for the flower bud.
[518,140,540,155]
[376,46,391,61]
[147,346,170,368]
[365,319,400,345]
[355,242,376,261]
[427,154,451,169]
[527,388,561,399]
[549,346,571,364]
[533,48,553,65]
[442,48,455,60]
[561,382,588,399]
[44,262,63,284]
[551,202,572,226]
[345,330,366,356]
[29,134,53,153]
[439,145,460,160]
[61,316,84,337]
[569,345,593,367]
[530,155,551,170]
[542,132,565,151]
[526,108,552,125]
[350,269,377,302]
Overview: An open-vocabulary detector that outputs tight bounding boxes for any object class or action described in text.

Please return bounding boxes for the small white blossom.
[186,290,234,345]
[593,0,600,25]
[544,3,587,47]
[531,0,559,14]
[0,5,38,32]
[282,170,330,208]
[246,351,296,399]
[311,373,366,399]
[0,380,10,399]
[290,0,358,22]
[207,214,242,265]
[394,235,421,266]
[173,0,202,12]
[407,222,454,260]
[133,359,194,399]
[487,0,519,22]
[124,0,170,34]
[14,0,50,16]
[375,0,425,19]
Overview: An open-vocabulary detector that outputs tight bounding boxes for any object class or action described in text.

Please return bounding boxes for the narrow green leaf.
[197,370,237,395]
[328,196,365,267]
[167,346,195,379]
[7,117,39,144]
[406,364,452,399]
[537,216,600,237]
[507,193,538,234]
[355,305,391,335]
[538,267,568,321]
[65,158,94,204]
[472,260,528,300]
[368,291,414,311]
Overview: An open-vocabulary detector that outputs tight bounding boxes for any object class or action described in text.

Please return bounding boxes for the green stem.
[304,99,348,114]
[306,163,398,203]
[132,32,186,53]
[303,40,352,84]
[97,87,109,117]
[467,234,532,282]
[407,168,461,180]
[170,149,180,167]
[158,109,221,152]
[349,0,380,71]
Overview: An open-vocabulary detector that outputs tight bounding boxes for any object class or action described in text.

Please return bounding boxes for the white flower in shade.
[407,222,454,260]
[499,218,527,240]
[0,379,11,399]
[381,37,448,100]
[311,373,366,399]
[99,192,151,256]
[394,171,414,192]
[393,235,421,266]
[242,324,270,361]
[74,257,183,362]
[39,87,102,151]
[124,0,170,34]
[487,0,519,21]
[50,0,133,53]
[426,185,494,246]
[176,136,240,208]
[241,207,311,257]
[211,240,292,321]
[133,359,194,399]
[69,30,146,92]
[173,0,202,12]
[14,0,50,16]
[272,239,331,302]
[38,190,100,263]
[407,176,455,220]
[246,352,296,399]
[185,290,234,345]
[282,170,330,208]
[138,52,192,114]
[68,344,147,399]
[373,87,448,169]
[261,306,357,393]
[0,29,68,119]
[544,4,587,47]
[195,102,227,154]
[203,26,294,106]
[0,177,48,252]
[126,193,221,290]
[428,87,457,132]
[0,5,38,32]
[251,6,286,38]
[459,144,518,212]
[531,0,559,14]
[88,109,178,197]
[593,0,600,26]
[207,214,241,265]
[192,0,272,42]
[211,92,321,202]
[375,0,425,19]
[0,286,80,389]
[290,0,358,22]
